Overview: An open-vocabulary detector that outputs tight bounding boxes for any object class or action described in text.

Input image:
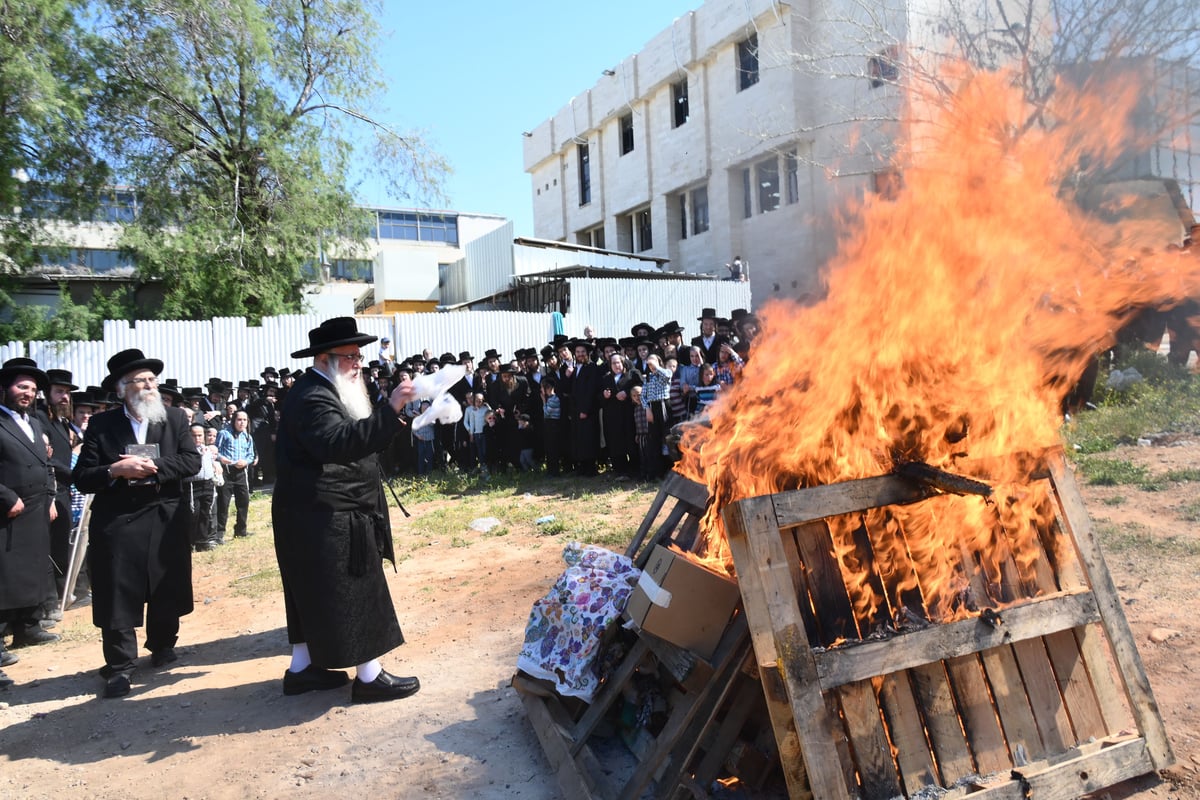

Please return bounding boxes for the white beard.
[128,389,168,425]
[332,370,372,421]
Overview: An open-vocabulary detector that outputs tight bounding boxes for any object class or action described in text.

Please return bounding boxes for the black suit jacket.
[690,334,730,365]
[0,409,55,609]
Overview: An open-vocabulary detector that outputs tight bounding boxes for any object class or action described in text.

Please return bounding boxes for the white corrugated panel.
[0,341,26,362]
[564,277,752,340]
[456,222,515,303]
[514,243,660,276]
[388,311,557,362]
[29,340,110,388]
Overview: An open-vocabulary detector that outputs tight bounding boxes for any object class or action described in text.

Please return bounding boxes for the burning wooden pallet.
[722,446,1172,799]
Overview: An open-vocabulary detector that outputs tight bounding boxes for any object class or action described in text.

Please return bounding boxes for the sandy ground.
[1,447,1199,799]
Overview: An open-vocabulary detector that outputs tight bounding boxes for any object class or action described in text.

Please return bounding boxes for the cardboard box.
[624,545,740,660]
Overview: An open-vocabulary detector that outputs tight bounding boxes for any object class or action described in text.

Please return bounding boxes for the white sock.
[289,643,312,673]
[356,659,382,683]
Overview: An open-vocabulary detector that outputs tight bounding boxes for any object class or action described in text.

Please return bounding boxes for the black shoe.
[151,648,178,668]
[68,592,92,609]
[282,665,350,696]
[0,669,12,689]
[350,671,420,704]
[194,543,214,552]
[104,673,132,698]
[0,648,17,668]
[12,626,60,647]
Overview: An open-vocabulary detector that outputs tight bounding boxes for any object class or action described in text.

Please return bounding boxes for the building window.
[671,78,689,128]
[785,149,800,205]
[691,186,710,234]
[636,208,653,251]
[737,34,759,91]
[328,259,374,281]
[578,143,591,206]
[678,193,688,240]
[40,247,135,273]
[868,46,900,88]
[577,225,605,249]
[376,211,459,245]
[757,157,780,213]
[742,168,752,219]
[619,113,635,155]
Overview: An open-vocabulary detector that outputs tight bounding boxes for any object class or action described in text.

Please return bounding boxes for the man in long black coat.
[0,358,59,685]
[73,349,200,698]
[273,316,420,704]
[567,340,603,476]
[37,368,80,612]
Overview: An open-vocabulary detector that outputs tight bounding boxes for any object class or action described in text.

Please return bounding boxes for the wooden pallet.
[721,447,1173,799]
[514,472,779,800]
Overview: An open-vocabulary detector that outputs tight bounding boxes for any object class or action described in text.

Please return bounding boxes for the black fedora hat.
[45,368,78,390]
[0,357,49,393]
[439,352,457,366]
[657,320,683,335]
[291,316,378,359]
[205,376,224,389]
[483,348,502,361]
[458,351,475,364]
[630,322,654,337]
[697,307,718,320]
[159,383,183,401]
[549,334,570,348]
[104,348,164,387]
[71,390,99,409]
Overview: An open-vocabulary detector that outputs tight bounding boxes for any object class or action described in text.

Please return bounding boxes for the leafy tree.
[95,0,449,322]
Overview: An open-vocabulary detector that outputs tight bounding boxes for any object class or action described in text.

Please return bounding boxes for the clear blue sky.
[356,0,701,237]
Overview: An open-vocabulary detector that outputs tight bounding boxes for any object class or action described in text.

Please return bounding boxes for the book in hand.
[124,443,160,486]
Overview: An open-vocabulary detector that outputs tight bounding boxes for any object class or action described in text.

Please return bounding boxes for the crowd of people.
[0,307,760,696]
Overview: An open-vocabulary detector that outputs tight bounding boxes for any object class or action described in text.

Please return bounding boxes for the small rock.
[120,742,132,750]
[0,702,9,710]
[1149,628,1181,643]
[179,701,192,708]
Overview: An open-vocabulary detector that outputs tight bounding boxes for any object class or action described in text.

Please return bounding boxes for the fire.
[678,64,1200,626]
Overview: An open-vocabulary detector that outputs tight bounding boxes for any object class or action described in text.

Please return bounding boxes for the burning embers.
[678,64,1200,626]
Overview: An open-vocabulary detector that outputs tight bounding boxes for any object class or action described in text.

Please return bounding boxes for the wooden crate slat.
[949,737,1154,800]
[634,503,690,569]
[661,471,710,513]
[517,684,610,800]
[837,679,904,799]
[945,654,1011,775]
[909,661,976,785]
[782,527,822,647]
[569,638,650,755]
[790,520,859,643]
[625,484,672,560]
[689,676,764,790]
[1074,623,1135,733]
[723,496,848,799]
[1010,637,1075,752]
[978,646,1046,762]
[1047,451,1172,767]
[1043,628,1108,741]
[877,671,940,795]
[770,475,935,528]
[814,588,1099,689]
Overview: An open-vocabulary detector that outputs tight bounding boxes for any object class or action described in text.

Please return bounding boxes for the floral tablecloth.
[517,542,641,701]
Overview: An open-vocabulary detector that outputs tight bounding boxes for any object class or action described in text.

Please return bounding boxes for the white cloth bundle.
[410,366,466,430]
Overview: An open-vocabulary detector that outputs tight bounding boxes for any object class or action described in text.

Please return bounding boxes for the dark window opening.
[737,34,759,91]
[620,113,635,155]
[671,79,690,128]
[578,143,591,206]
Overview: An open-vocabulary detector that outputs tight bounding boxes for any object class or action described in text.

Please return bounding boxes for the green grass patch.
[1179,500,1200,523]
[1065,360,1200,454]
[1073,456,1149,486]
[229,566,282,598]
[1101,495,1126,506]
[1097,520,1200,557]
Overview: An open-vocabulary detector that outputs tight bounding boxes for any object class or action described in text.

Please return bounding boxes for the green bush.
[1074,456,1149,486]
[1065,362,1200,454]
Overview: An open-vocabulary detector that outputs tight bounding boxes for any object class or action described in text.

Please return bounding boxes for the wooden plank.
[1074,623,1134,733]
[634,503,689,569]
[1043,628,1107,742]
[723,496,848,799]
[957,738,1155,800]
[625,484,671,560]
[616,636,751,800]
[570,638,650,755]
[909,661,975,785]
[945,654,1011,775]
[837,679,903,800]
[814,589,1099,688]
[1010,637,1074,752]
[770,475,935,529]
[781,526,822,648]
[791,520,858,644]
[978,646,1045,763]
[876,671,939,795]
[689,677,763,790]
[661,470,710,513]
[517,687,609,800]
[1047,450,1174,769]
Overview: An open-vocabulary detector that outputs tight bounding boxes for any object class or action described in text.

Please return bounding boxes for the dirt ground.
[1,447,1199,799]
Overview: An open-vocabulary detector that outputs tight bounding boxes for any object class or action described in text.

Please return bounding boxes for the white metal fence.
[6,277,752,387]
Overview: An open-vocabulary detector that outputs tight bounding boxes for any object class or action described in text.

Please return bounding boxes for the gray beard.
[128,389,168,425]
[332,371,372,421]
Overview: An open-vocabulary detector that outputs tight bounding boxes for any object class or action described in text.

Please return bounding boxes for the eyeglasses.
[126,376,159,387]
[324,352,364,364]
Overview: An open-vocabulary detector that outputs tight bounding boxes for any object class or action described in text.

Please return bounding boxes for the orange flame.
[678,64,1200,625]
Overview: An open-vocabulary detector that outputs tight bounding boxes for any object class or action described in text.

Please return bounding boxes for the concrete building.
[523,0,1198,307]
